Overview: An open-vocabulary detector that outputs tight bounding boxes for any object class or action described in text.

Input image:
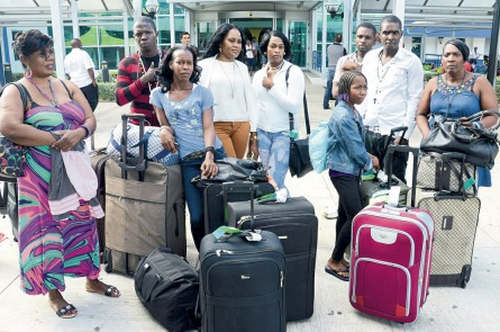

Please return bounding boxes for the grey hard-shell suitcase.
[199,183,286,332]
[227,194,317,321]
[104,113,186,276]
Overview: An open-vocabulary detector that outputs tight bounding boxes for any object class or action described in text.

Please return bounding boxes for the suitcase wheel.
[104,248,113,273]
[458,265,472,288]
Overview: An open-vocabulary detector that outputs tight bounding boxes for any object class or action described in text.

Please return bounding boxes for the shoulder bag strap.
[0,82,29,112]
[286,65,310,135]
[58,79,73,99]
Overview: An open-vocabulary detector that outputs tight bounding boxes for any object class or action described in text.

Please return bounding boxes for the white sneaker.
[322,205,337,219]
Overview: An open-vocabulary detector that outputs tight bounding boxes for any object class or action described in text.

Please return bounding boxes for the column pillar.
[49,0,66,79]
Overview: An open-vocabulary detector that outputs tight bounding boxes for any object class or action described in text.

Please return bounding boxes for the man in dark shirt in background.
[115,16,166,126]
[323,33,346,110]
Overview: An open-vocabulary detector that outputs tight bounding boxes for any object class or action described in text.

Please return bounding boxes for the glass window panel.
[289,21,307,67]
[158,16,170,44]
[100,47,125,69]
[100,25,124,46]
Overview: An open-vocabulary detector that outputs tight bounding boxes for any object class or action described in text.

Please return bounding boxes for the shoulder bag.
[0,82,29,182]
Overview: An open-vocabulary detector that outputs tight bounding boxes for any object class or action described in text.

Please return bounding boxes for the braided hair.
[337,70,366,103]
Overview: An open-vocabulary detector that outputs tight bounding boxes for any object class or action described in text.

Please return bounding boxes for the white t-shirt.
[64,48,95,88]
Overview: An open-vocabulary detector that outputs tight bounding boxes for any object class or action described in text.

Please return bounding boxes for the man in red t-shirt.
[115,16,165,126]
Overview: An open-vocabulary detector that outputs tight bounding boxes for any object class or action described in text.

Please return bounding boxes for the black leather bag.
[191,157,268,188]
[420,110,500,169]
[134,248,200,332]
[289,135,312,177]
[285,65,312,178]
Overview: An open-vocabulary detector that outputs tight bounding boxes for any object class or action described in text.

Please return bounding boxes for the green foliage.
[424,71,438,82]
[98,82,116,102]
[496,84,500,103]
[423,64,433,71]
[96,69,118,83]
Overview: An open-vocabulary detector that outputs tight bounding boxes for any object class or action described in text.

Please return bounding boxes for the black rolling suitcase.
[199,182,286,332]
[203,181,275,234]
[226,191,317,321]
[415,152,481,288]
[360,126,409,207]
[0,181,18,242]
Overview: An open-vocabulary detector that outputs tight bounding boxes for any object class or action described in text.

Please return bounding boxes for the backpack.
[134,248,200,332]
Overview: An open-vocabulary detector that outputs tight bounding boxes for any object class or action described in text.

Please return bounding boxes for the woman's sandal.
[87,284,120,298]
[56,304,77,319]
[325,265,349,282]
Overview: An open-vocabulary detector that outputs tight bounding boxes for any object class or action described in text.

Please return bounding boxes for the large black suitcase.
[199,183,286,332]
[203,181,274,234]
[226,194,317,321]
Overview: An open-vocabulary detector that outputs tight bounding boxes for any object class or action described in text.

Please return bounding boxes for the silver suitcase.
[416,189,480,288]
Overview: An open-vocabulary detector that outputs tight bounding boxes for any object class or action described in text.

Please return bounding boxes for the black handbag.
[191,157,268,188]
[420,110,500,169]
[286,66,312,177]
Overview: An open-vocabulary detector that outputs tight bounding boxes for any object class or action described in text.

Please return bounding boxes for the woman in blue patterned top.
[150,45,224,250]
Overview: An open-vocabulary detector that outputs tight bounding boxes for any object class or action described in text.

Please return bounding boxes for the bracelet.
[79,124,92,139]
[472,121,484,130]
[160,125,169,132]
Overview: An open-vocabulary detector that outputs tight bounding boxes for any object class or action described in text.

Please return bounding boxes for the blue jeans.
[323,69,335,109]
[181,163,204,251]
[257,129,290,189]
[180,148,226,250]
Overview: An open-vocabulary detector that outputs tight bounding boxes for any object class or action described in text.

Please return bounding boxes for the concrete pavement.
[1,77,499,332]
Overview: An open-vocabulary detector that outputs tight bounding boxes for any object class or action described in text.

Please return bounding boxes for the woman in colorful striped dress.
[0,30,119,319]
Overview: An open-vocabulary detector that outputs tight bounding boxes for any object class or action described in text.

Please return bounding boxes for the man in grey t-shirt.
[323,33,346,109]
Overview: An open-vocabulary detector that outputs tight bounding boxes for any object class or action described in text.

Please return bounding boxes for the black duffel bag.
[134,248,200,332]
[420,110,500,169]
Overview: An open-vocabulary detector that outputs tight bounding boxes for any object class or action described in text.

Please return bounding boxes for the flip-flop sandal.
[56,304,77,319]
[325,265,349,282]
[104,285,120,297]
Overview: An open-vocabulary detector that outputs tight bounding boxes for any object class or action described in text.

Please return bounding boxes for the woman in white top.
[252,31,305,189]
[198,24,258,159]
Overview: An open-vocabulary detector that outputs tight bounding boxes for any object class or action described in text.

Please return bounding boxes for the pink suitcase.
[349,146,435,323]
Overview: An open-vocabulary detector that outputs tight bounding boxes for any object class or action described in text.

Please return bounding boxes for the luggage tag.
[463,177,475,191]
[213,226,242,241]
[387,186,401,207]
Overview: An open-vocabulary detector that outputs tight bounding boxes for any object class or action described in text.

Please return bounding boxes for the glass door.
[289,21,307,67]
[196,21,216,58]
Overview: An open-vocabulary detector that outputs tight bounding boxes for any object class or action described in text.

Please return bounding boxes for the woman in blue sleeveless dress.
[416,39,498,187]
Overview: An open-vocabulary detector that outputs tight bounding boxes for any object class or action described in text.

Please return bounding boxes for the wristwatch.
[205,146,215,155]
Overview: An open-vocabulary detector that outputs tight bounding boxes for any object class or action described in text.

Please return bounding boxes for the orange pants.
[214,121,250,159]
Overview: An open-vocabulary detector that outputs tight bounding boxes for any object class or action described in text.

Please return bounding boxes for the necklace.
[137,49,162,93]
[27,77,58,107]
[269,61,284,72]
[444,72,466,94]
[374,50,393,104]
[217,60,236,99]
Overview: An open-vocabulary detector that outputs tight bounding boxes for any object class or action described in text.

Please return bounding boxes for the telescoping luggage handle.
[430,151,477,199]
[222,181,256,231]
[120,113,147,181]
[385,145,419,208]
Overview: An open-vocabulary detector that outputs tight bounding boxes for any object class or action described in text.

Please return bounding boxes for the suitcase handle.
[385,145,419,207]
[119,113,147,181]
[222,181,256,231]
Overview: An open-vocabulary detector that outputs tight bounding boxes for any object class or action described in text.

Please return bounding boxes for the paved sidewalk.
[1,77,499,331]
